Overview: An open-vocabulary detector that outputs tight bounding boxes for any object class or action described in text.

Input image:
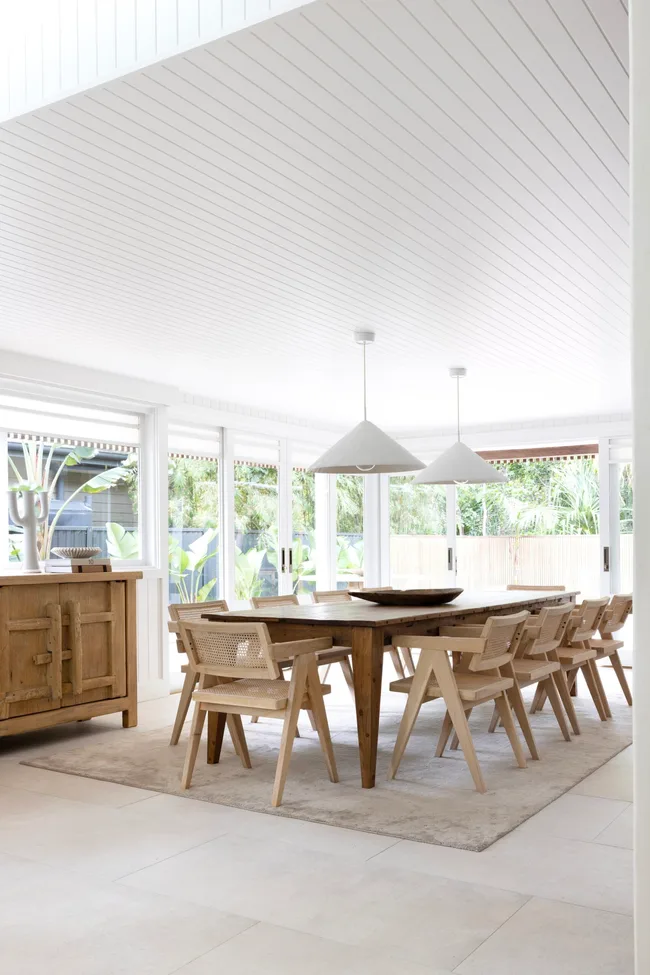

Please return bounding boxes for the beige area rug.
[23,689,632,851]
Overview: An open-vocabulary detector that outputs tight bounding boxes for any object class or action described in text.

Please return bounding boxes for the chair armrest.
[523,624,541,640]
[391,634,486,654]
[438,625,483,637]
[270,637,333,661]
[168,621,180,633]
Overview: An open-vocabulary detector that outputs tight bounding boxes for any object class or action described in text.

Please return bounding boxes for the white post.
[315,473,335,590]
[221,428,236,606]
[362,473,390,588]
[631,1,649,968]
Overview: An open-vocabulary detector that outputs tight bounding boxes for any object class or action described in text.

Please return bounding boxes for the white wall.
[0,0,315,124]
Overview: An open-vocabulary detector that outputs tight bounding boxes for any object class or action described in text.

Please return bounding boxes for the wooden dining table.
[204,589,577,789]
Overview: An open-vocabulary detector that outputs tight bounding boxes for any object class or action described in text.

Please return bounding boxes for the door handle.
[281,547,286,573]
[289,548,293,573]
[447,547,454,571]
[603,546,610,572]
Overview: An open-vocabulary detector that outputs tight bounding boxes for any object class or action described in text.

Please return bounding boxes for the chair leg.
[543,676,571,742]
[530,683,546,714]
[170,668,198,746]
[567,668,578,695]
[488,704,500,734]
[306,657,338,783]
[227,714,252,769]
[504,665,539,761]
[181,702,206,789]
[582,661,608,721]
[430,651,487,794]
[435,710,454,757]
[339,656,356,702]
[451,707,473,750]
[389,647,406,679]
[552,669,581,735]
[495,693,527,769]
[388,650,435,780]
[272,655,310,807]
[207,712,227,764]
[401,647,416,676]
[591,660,612,719]
[611,650,633,705]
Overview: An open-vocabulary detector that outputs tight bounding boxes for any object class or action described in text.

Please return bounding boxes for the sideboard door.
[0,584,63,719]
[60,581,127,706]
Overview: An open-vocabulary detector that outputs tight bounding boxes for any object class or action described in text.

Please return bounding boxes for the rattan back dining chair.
[168,599,229,745]
[488,602,578,740]
[179,620,338,806]
[388,611,531,793]
[590,594,633,706]
[530,597,611,721]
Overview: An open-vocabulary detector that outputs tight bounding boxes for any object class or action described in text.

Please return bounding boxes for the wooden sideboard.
[0,571,141,737]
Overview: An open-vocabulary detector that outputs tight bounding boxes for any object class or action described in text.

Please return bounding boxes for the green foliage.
[336,474,364,534]
[291,534,316,592]
[390,477,447,535]
[168,457,219,530]
[169,528,218,603]
[455,459,601,537]
[8,440,134,559]
[620,464,633,534]
[337,537,364,580]
[106,522,139,560]
[234,546,266,600]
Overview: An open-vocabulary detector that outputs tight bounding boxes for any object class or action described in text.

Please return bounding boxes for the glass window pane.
[619,462,633,593]
[456,457,601,594]
[389,476,448,588]
[336,473,363,588]
[292,468,316,594]
[7,437,139,563]
[234,437,279,601]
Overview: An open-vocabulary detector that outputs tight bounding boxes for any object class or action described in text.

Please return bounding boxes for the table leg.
[351,627,384,788]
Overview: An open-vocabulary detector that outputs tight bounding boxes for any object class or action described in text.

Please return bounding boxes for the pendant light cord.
[363,341,368,421]
[456,375,461,442]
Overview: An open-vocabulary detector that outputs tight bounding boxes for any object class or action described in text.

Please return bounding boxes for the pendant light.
[414,368,507,485]
[309,331,425,474]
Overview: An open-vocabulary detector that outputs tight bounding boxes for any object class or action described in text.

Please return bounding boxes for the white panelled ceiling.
[0,0,630,433]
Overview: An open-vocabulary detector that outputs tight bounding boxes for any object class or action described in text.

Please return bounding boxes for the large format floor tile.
[0,853,254,975]
[595,805,634,850]
[0,785,230,881]
[372,829,633,915]
[571,760,634,802]
[0,762,156,807]
[120,831,526,969]
[514,792,630,842]
[175,922,451,975]
[456,896,634,974]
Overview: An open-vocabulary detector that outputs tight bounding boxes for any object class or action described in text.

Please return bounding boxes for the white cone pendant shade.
[414,367,507,485]
[310,419,425,474]
[414,439,506,484]
[309,330,425,475]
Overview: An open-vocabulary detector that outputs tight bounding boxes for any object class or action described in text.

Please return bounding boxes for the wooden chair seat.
[194,677,332,710]
[556,646,597,666]
[511,658,559,682]
[390,671,514,703]
[590,638,624,657]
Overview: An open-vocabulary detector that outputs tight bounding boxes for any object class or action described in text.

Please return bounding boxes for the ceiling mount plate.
[354,330,376,345]
[449,367,467,379]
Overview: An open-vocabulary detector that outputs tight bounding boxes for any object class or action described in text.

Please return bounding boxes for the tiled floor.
[0,672,634,974]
